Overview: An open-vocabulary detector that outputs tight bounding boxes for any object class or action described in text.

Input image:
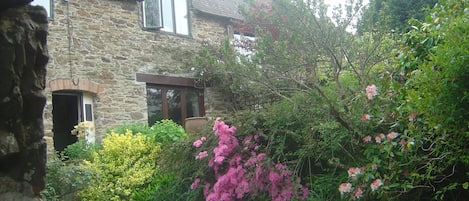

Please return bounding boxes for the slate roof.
[192,0,245,20]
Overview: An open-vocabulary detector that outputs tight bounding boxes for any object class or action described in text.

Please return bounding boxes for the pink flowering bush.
[338,84,421,200]
[365,84,378,101]
[191,118,309,201]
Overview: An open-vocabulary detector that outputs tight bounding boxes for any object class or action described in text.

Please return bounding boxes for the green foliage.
[109,120,187,145]
[41,157,96,201]
[336,1,469,200]
[188,0,399,200]
[150,119,187,144]
[63,139,100,161]
[79,131,161,201]
[395,0,469,199]
[108,122,151,136]
[306,174,344,201]
[358,0,437,33]
[134,173,203,201]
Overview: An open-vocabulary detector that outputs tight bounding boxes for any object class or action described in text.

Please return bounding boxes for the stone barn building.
[38,0,244,154]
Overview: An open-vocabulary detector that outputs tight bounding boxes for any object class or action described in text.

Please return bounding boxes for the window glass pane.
[143,0,162,28]
[161,0,174,33]
[185,90,200,118]
[31,0,51,18]
[166,89,182,124]
[85,104,93,121]
[147,87,163,125]
[174,0,189,35]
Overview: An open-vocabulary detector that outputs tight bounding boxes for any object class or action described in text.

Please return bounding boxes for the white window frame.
[142,0,163,29]
[81,92,95,143]
[233,32,256,57]
[31,0,53,19]
[143,0,190,35]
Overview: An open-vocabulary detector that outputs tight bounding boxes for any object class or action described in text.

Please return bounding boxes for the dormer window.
[142,0,189,35]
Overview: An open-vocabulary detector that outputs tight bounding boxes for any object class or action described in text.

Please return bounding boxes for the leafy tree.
[191,0,398,199]
[358,0,437,33]
[397,0,469,199]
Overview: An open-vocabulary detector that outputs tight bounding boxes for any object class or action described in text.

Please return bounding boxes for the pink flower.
[361,114,371,121]
[203,182,211,197]
[268,170,282,183]
[362,135,372,143]
[375,133,385,143]
[201,136,207,141]
[347,167,362,179]
[195,151,208,160]
[191,178,201,190]
[370,179,383,191]
[387,132,399,141]
[275,163,286,170]
[352,187,363,199]
[366,84,378,100]
[214,155,225,164]
[338,183,352,195]
[193,139,203,148]
[399,139,407,146]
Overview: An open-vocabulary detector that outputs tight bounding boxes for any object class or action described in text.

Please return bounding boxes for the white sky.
[325,0,370,14]
[324,0,370,32]
[325,0,370,7]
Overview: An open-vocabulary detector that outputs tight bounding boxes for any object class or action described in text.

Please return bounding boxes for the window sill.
[141,27,192,39]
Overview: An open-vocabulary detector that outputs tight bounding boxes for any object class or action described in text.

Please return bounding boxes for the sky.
[325,0,370,7]
[325,0,370,14]
[323,0,371,32]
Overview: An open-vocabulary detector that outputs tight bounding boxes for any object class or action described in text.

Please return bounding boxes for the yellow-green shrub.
[79,130,161,201]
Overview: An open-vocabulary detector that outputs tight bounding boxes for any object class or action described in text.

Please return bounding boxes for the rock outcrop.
[0,2,49,200]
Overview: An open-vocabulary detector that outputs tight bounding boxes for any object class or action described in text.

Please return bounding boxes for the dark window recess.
[146,85,204,126]
[143,0,163,28]
[85,104,93,121]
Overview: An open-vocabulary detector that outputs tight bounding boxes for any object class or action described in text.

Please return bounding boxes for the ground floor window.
[137,73,205,126]
[146,85,204,126]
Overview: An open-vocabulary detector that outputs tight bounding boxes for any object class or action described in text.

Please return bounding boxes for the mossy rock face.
[0,4,49,199]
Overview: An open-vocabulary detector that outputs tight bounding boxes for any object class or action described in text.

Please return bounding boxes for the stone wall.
[44,0,230,147]
[0,4,48,201]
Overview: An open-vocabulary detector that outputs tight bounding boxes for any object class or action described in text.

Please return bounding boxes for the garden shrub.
[150,119,187,144]
[41,156,95,201]
[134,172,204,201]
[63,138,100,161]
[109,119,187,145]
[190,118,309,201]
[78,130,161,201]
[108,122,151,136]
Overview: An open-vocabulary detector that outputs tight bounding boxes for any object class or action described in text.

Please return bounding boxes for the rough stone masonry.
[0,1,49,200]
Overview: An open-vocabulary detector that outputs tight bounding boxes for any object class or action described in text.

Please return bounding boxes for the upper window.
[31,0,53,19]
[233,32,256,56]
[142,0,189,35]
